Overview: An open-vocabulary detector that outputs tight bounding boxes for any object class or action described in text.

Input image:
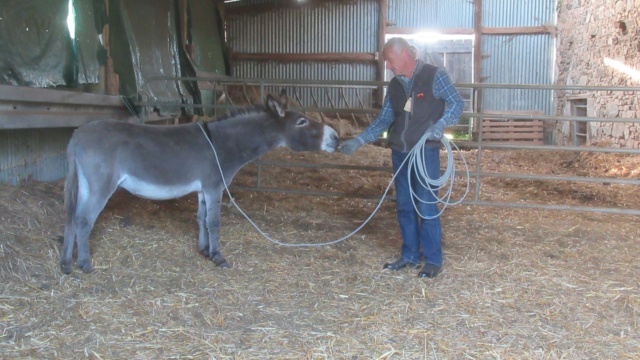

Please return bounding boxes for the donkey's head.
[265,90,339,153]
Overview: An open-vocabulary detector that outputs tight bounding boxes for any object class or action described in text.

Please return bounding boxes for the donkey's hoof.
[78,260,95,274]
[60,261,74,274]
[218,261,231,269]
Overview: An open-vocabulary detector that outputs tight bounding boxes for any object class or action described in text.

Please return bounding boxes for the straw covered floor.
[1,145,639,359]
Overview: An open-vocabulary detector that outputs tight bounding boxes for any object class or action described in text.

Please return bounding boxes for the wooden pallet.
[480,111,544,145]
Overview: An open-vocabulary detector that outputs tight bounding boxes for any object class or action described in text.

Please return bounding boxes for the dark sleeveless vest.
[387,62,445,152]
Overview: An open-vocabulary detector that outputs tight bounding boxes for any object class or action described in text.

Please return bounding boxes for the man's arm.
[433,68,464,127]
[339,93,396,154]
[354,94,395,144]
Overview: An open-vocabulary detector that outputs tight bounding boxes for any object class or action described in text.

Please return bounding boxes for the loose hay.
[0,147,639,359]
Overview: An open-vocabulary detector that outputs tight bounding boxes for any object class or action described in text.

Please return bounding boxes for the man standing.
[338,37,464,278]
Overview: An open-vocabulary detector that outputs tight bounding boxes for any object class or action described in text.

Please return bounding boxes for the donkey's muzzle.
[322,126,340,152]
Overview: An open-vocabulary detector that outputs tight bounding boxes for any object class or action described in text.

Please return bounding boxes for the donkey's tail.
[60,137,79,273]
[64,138,78,232]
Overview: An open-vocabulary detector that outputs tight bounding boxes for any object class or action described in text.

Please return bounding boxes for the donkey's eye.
[295,118,309,127]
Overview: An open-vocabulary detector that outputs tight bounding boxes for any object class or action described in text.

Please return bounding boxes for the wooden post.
[179,0,194,60]
[473,0,483,136]
[376,0,388,107]
[104,0,119,95]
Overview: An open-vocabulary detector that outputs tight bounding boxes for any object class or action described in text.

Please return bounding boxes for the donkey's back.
[71,120,217,200]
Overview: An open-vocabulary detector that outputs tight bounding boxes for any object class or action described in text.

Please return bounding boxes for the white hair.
[383,37,417,59]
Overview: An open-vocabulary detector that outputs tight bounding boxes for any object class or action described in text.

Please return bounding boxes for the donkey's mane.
[215,104,269,122]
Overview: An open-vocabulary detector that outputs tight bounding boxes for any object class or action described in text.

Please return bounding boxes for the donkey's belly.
[119,176,201,200]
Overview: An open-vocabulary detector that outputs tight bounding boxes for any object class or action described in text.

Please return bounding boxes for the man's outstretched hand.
[338,138,364,155]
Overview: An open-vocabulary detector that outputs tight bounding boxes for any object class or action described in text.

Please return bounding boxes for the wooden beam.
[0,85,134,129]
[229,52,377,63]
[361,26,555,37]
[225,0,347,16]
[482,25,556,35]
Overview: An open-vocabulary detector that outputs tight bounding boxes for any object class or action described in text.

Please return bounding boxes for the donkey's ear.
[266,94,286,118]
[278,89,289,109]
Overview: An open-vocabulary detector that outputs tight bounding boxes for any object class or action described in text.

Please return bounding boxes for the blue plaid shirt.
[356,62,463,144]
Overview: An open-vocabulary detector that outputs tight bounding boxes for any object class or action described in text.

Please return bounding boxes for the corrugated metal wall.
[481,35,555,113]
[387,0,474,28]
[482,0,556,27]
[0,129,71,185]
[480,0,556,114]
[226,0,379,108]
[227,2,378,53]
[228,0,556,113]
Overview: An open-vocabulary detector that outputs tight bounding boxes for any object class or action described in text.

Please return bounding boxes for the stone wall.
[554,0,640,148]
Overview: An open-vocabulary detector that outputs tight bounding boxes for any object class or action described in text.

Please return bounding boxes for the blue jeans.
[391,147,442,266]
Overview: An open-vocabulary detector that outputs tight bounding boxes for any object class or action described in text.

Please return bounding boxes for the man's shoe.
[383,258,421,271]
[418,263,441,278]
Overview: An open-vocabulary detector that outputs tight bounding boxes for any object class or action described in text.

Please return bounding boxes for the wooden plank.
[230,52,376,63]
[0,110,135,129]
[484,121,544,125]
[483,128,544,132]
[483,124,544,129]
[483,119,544,123]
[0,85,134,129]
[480,113,544,144]
[481,25,555,35]
[482,132,543,140]
[484,127,544,130]
[0,85,125,106]
[484,110,545,116]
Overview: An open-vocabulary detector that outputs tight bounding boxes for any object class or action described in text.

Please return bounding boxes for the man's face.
[383,47,412,78]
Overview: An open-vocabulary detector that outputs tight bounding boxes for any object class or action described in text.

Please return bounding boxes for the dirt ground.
[1,145,639,359]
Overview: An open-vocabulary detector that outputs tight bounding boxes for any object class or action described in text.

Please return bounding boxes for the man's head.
[382,37,418,78]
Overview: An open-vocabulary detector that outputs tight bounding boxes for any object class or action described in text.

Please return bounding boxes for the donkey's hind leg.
[200,190,229,268]
[61,198,104,273]
[196,192,209,255]
[73,188,113,273]
[74,213,98,273]
[61,223,76,274]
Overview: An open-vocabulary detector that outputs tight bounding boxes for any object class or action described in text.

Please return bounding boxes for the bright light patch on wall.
[386,33,473,44]
[67,0,75,39]
[604,57,640,83]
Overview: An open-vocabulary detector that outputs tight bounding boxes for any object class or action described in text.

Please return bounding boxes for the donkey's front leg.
[199,191,229,268]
